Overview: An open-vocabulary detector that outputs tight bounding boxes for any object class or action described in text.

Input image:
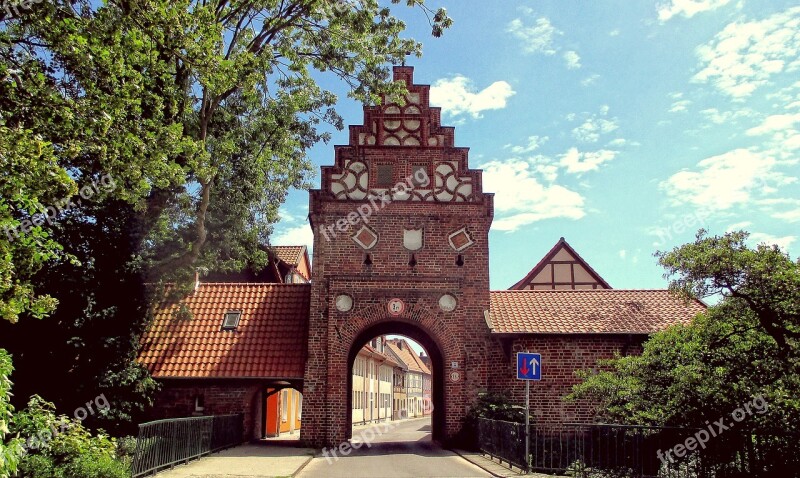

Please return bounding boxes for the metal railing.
[477,420,800,477]
[477,417,527,470]
[131,414,243,477]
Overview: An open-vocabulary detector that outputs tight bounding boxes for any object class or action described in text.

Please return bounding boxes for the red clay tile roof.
[139,283,310,379]
[271,246,306,267]
[359,344,403,368]
[488,289,706,334]
[386,339,431,375]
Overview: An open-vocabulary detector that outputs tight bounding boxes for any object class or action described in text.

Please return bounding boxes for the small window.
[376,164,393,187]
[194,395,204,413]
[222,311,241,330]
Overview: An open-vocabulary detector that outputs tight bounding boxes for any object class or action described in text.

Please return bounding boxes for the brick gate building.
[139,66,705,449]
[301,66,494,447]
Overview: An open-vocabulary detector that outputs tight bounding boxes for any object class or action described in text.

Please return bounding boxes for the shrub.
[457,391,528,449]
[0,350,24,478]
[12,396,130,478]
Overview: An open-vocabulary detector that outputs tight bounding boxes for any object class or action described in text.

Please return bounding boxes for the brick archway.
[343,303,456,442]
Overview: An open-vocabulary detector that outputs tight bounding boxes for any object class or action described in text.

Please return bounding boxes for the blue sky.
[272,0,800,291]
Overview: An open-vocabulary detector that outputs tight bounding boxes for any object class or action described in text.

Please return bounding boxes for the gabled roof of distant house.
[510,237,611,290]
[271,246,311,280]
[386,339,431,375]
[359,344,402,369]
[487,289,705,335]
[138,283,310,379]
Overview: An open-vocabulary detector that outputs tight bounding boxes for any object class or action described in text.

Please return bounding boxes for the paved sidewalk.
[452,450,568,478]
[153,444,314,478]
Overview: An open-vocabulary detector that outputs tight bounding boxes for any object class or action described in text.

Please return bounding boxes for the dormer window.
[222,310,241,330]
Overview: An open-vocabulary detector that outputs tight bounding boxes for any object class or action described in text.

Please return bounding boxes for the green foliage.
[1,0,449,433]
[458,391,527,449]
[0,350,23,478]
[656,229,800,351]
[566,460,636,478]
[465,391,526,423]
[0,125,77,324]
[570,230,800,432]
[12,396,130,478]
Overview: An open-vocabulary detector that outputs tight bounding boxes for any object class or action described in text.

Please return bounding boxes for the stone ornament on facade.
[403,228,423,251]
[438,294,457,312]
[447,227,474,252]
[351,225,379,250]
[329,158,475,202]
[335,294,354,313]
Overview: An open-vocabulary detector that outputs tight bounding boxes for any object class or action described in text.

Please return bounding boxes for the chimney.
[194,269,201,292]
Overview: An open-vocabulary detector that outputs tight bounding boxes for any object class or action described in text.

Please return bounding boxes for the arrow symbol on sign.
[520,360,529,376]
[529,357,539,376]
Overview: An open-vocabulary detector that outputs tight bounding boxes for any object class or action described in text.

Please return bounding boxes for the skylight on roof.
[222,311,241,330]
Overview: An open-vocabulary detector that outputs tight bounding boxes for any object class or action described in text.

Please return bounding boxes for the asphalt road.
[296,417,491,478]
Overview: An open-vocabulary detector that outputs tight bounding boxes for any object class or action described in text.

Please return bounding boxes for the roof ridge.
[197,282,311,287]
[491,288,673,293]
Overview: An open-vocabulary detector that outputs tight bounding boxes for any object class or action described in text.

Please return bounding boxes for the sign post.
[516,352,542,472]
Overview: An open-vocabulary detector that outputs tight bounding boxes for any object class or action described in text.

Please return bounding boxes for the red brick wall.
[148,380,263,440]
[487,335,645,425]
[300,68,495,449]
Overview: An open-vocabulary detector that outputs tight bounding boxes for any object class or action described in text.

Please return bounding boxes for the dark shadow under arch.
[346,320,446,442]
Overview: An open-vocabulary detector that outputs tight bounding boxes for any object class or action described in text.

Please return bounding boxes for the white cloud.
[693,7,800,98]
[669,99,692,113]
[609,29,621,36]
[271,223,314,252]
[430,75,516,119]
[581,74,600,86]
[660,148,788,210]
[559,148,618,174]
[618,249,627,259]
[607,138,640,148]
[700,107,756,124]
[657,0,732,21]
[507,15,561,55]
[726,221,753,231]
[480,158,585,231]
[748,232,796,252]
[773,209,800,222]
[572,115,619,143]
[746,113,800,136]
[506,135,548,154]
[564,50,581,69]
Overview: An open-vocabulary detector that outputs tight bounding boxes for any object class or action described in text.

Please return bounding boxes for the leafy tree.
[570,230,800,432]
[0,350,23,478]
[657,229,800,353]
[0,0,451,431]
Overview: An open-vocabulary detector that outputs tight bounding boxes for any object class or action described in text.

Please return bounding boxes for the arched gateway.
[138,66,706,448]
[300,66,494,448]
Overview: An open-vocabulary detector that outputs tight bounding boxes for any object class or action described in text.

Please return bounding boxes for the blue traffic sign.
[516,352,541,380]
